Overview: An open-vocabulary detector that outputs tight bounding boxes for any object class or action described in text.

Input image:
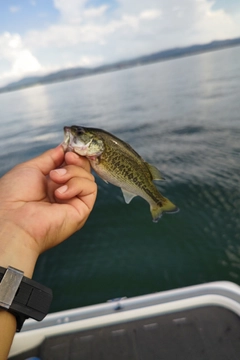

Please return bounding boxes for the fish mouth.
[61,126,71,151]
[62,126,92,155]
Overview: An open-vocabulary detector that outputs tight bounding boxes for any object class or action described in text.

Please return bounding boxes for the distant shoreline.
[1,36,240,94]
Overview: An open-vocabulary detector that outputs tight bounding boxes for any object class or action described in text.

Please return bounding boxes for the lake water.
[0,46,240,312]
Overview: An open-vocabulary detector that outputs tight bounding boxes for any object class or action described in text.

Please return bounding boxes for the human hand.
[0,145,97,277]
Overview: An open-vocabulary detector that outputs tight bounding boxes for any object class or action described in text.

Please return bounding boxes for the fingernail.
[57,185,68,194]
[54,168,67,176]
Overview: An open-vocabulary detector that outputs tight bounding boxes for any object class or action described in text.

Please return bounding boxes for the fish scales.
[63,125,179,222]
[94,133,165,206]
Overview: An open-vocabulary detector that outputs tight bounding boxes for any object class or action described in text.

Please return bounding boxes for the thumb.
[26,145,65,175]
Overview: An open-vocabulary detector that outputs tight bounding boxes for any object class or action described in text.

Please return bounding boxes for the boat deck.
[10,305,240,360]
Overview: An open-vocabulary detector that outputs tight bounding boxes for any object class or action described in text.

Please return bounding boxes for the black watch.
[0,266,52,331]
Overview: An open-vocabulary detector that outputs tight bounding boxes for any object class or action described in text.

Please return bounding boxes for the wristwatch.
[0,266,52,331]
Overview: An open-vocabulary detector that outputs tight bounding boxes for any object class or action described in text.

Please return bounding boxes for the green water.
[0,46,240,312]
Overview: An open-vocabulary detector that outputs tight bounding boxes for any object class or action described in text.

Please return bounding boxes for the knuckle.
[89,173,95,182]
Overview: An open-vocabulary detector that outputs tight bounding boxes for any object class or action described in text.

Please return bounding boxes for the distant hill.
[1,37,240,94]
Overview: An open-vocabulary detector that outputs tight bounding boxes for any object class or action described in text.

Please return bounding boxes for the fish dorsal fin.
[121,189,137,204]
[146,163,165,181]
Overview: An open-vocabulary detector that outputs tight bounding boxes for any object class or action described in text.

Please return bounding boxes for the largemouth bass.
[63,125,179,222]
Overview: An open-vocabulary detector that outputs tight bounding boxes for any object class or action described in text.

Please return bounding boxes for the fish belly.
[90,160,178,222]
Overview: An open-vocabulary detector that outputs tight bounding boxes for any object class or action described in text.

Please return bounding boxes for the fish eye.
[76,128,84,135]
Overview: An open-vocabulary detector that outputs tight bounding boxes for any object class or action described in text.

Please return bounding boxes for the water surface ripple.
[0,46,240,311]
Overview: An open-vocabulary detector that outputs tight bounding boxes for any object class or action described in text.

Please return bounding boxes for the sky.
[0,0,240,86]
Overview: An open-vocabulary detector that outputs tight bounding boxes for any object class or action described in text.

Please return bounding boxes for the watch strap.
[0,266,52,331]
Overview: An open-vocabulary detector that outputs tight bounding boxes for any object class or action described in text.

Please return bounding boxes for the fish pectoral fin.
[146,163,165,181]
[121,189,137,204]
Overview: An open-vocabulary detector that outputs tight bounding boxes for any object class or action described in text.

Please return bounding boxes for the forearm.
[0,310,17,359]
[0,221,39,359]
[0,220,38,278]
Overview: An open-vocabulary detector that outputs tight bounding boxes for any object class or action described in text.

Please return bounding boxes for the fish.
[62,125,179,222]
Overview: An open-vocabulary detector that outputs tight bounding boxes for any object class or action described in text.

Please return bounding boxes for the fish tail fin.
[150,198,179,223]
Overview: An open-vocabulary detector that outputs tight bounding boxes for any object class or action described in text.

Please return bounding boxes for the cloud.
[25,5,163,49]
[12,49,42,73]
[193,1,240,42]
[74,55,104,66]
[0,32,43,86]
[139,9,162,20]
[84,5,109,19]
[9,6,20,13]
[1,0,240,86]
[27,0,240,51]
[53,0,88,24]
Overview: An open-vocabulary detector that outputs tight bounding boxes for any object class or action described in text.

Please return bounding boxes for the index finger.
[64,151,91,172]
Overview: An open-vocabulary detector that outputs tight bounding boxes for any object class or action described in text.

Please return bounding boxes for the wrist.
[0,220,38,278]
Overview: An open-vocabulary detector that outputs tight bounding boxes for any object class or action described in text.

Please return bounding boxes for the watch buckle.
[0,266,24,309]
